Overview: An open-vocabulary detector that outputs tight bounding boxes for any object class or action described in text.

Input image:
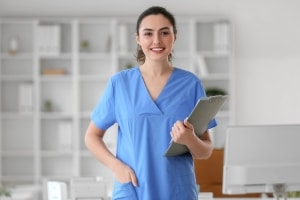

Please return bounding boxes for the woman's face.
[136,14,176,63]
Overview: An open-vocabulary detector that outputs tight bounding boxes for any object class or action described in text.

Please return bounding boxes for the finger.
[129,170,138,187]
[174,121,184,130]
[172,124,179,133]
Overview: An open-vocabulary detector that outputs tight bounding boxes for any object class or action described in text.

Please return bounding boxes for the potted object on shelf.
[0,186,11,199]
[126,62,134,69]
[205,87,228,149]
[205,87,227,97]
[81,40,90,52]
[42,68,65,75]
[287,191,300,198]
[44,99,53,112]
[8,36,19,55]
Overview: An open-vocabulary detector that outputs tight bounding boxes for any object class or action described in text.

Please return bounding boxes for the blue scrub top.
[91,67,217,200]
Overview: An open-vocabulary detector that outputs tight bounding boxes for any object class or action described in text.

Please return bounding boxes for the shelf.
[40,75,73,82]
[199,73,229,80]
[0,53,33,59]
[0,112,34,119]
[1,175,35,182]
[79,75,110,82]
[197,51,230,57]
[1,150,35,157]
[0,75,33,81]
[39,53,72,59]
[40,112,73,119]
[41,151,73,157]
[79,52,111,59]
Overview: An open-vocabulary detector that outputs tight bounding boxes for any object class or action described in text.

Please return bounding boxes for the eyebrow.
[142,27,170,32]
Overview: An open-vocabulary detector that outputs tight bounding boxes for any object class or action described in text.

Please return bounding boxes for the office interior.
[1,0,300,199]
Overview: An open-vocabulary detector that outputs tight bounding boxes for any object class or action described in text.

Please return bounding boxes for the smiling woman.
[84,6,216,200]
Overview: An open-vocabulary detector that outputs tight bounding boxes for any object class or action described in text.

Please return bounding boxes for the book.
[37,25,61,56]
[164,95,228,156]
[196,56,208,77]
[119,24,128,54]
[18,83,33,113]
[58,121,72,151]
[213,22,229,54]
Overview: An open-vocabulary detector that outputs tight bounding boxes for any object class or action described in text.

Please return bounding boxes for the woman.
[85,6,216,200]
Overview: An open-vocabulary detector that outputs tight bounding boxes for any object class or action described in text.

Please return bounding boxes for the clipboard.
[164,95,228,156]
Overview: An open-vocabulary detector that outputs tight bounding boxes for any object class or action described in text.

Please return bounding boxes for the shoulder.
[173,67,200,82]
[173,67,205,93]
[110,67,140,83]
[173,67,206,102]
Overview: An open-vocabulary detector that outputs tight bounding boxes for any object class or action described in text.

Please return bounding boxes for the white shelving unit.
[0,16,233,189]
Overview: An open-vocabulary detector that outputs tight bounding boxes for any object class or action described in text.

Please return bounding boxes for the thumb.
[184,118,193,130]
[129,170,138,187]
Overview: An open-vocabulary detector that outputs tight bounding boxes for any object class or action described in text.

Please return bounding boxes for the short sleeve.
[90,78,116,130]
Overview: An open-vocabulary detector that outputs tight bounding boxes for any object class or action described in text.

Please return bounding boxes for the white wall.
[232,1,300,125]
[1,0,300,125]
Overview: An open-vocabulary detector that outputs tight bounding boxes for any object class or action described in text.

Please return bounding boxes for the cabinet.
[0,19,37,186]
[0,16,233,189]
[194,149,262,198]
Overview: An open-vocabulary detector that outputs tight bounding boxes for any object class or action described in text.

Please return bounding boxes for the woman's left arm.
[170,119,213,159]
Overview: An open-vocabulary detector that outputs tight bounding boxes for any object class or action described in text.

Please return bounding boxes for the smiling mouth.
[150,47,165,51]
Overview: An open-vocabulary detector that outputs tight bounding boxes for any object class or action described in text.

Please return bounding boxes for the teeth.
[151,48,163,51]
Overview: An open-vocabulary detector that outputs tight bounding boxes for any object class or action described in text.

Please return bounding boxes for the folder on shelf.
[37,25,61,56]
[164,95,228,156]
[58,121,72,151]
[18,83,33,113]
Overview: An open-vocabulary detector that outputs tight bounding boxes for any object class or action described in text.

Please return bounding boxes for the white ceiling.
[0,0,232,17]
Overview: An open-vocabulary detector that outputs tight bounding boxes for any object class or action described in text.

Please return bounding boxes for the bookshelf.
[0,16,233,191]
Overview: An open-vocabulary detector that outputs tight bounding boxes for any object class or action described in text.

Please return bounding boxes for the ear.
[135,33,140,45]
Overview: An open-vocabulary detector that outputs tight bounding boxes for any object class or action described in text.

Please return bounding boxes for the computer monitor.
[222,124,300,200]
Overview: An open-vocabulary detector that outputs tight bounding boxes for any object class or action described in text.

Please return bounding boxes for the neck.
[140,60,173,77]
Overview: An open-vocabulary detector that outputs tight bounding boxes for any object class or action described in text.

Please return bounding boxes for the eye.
[160,31,170,36]
[143,32,152,36]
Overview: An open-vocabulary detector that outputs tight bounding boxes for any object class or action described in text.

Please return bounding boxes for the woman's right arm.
[84,121,138,186]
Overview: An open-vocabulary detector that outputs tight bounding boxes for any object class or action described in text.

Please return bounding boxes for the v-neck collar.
[138,67,176,103]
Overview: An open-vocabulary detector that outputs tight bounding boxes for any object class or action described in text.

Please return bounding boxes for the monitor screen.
[222,124,300,198]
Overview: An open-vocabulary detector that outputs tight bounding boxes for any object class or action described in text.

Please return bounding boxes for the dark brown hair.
[135,6,177,65]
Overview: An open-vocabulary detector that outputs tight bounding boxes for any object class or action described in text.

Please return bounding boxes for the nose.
[153,32,161,44]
